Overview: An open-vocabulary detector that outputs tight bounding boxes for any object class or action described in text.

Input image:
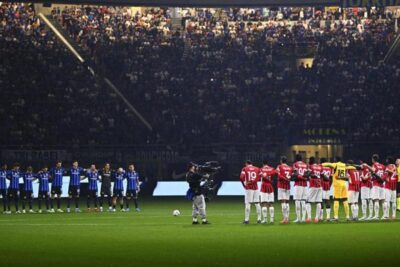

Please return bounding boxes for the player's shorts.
[87,190,98,198]
[0,189,7,197]
[24,190,33,199]
[126,190,138,198]
[385,189,396,203]
[260,192,274,203]
[68,186,80,197]
[8,189,19,198]
[307,187,322,203]
[244,189,260,204]
[333,185,348,199]
[371,186,385,200]
[51,186,62,196]
[39,191,49,199]
[360,187,371,200]
[101,187,112,197]
[113,189,124,198]
[294,186,308,200]
[278,188,290,201]
[348,190,360,203]
[322,190,330,200]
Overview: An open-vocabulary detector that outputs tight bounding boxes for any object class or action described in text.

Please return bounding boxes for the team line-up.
[0,161,141,214]
[239,154,399,224]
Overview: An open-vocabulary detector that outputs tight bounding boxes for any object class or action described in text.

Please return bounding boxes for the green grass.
[0,198,399,267]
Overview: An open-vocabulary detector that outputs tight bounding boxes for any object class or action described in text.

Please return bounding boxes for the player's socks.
[295,200,301,221]
[269,207,274,222]
[392,202,397,217]
[350,204,355,219]
[301,200,306,221]
[316,203,321,220]
[125,201,130,210]
[361,199,367,218]
[343,201,350,218]
[2,198,6,212]
[306,203,311,220]
[333,200,339,218]
[374,201,380,218]
[383,202,388,218]
[262,207,268,220]
[255,203,261,221]
[369,200,374,217]
[14,198,19,212]
[354,204,359,219]
[245,204,251,222]
[281,203,285,220]
[397,197,400,210]
[134,199,139,209]
[75,198,79,209]
[326,208,331,220]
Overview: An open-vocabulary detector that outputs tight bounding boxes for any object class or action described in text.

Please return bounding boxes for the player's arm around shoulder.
[321,162,336,168]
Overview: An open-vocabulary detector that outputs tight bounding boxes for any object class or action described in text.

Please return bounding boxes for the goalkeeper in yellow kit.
[322,156,356,221]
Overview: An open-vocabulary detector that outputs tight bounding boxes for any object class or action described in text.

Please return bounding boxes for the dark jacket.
[186,171,203,195]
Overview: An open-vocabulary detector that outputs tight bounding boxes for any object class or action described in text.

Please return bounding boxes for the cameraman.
[186,163,210,225]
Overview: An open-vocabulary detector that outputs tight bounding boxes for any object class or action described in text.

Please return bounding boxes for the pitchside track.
[0,198,398,267]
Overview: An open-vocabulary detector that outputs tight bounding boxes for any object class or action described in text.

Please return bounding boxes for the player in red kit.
[363,154,386,220]
[383,157,397,220]
[320,158,332,221]
[276,156,292,224]
[259,160,276,224]
[359,160,373,221]
[306,157,323,223]
[240,160,261,224]
[347,160,361,221]
[292,154,308,223]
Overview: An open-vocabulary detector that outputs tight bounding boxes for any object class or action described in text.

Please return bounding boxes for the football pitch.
[0,197,399,267]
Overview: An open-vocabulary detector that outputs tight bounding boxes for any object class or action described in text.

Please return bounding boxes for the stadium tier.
[1,4,399,147]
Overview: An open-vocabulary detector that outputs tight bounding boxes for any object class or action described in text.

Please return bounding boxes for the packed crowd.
[0,3,146,147]
[1,3,400,147]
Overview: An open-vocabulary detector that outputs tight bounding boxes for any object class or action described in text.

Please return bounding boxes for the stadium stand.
[1,3,399,147]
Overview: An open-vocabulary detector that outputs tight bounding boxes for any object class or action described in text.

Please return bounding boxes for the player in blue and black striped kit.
[124,164,141,212]
[112,168,126,212]
[22,166,36,213]
[7,163,21,213]
[86,164,99,211]
[0,164,9,214]
[50,160,66,212]
[67,160,86,213]
[37,166,54,213]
